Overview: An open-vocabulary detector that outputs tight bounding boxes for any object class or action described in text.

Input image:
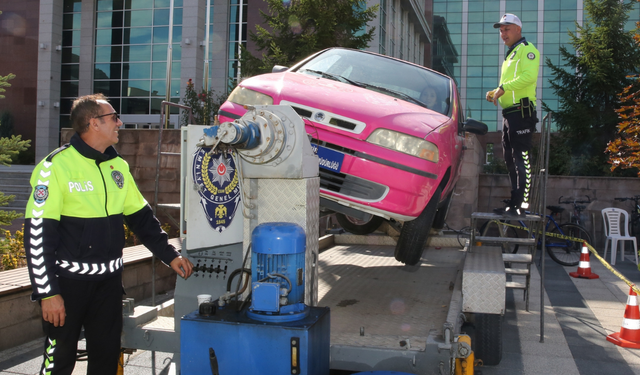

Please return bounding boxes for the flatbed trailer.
[318,241,466,373]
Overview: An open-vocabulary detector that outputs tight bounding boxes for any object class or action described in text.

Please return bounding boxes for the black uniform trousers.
[502,110,538,210]
[40,274,123,375]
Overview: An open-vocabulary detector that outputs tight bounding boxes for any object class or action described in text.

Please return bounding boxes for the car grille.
[289,104,360,132]
[319,169,386,201]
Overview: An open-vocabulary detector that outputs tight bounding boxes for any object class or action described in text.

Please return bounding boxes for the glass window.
[448,2,462,12]
[153,44,167,61]
[124,63,151,79]
[560,0,575,10]
[446,13,462,23]
[522,0,538,11]
[467,78,483,88]
[468,23,483,34]
[468,3,483,12]
[126,0,153,9]
[484,2,499,11]
[94,81,122,97]
[153,27,169,43]
[482,55,498,65]
[468,45,483,56]
[122,80,151,96]
[468,34,483,44]
[520,11,537,22]
[172,44,181,60]
[152,62,166,79]
[467,67,483,77]
[61,65,79,81]
[95,46,122,62]
[62,47,80,63]
[545,0,560,11]
[96,29,123,45]
[123,45,151,61]
[433,3,446,13]
[151,80,166,96]
[62,30,81,46]
[544,11,560,21]
[544,33,560,43]
[484,44,498,54]
[124,27,152,44]
[98,11,124,28]
[122,98,150,114]
[64,0,82,12]
[61,81,79,97]
[154,9,170,25]
[97,0,125,11]
[126,10,153,27]
[63,13,81,29]
[95,64,122,79]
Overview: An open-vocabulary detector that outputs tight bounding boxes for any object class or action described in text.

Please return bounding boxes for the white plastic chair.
[602,207,638,265]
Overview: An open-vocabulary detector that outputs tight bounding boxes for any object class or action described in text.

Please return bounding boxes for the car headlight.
[367,129,439,163]
[227,87,273,106]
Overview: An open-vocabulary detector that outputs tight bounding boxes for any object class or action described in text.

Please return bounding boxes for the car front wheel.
[394,187,442,265]
[335,213,384,235]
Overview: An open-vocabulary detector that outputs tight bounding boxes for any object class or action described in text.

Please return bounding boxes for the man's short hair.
[69,93,108,134]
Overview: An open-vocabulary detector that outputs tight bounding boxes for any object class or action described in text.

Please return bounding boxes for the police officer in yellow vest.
[486,13,540,216]
[24,94,194,375]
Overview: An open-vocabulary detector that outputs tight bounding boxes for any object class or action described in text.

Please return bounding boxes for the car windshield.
[294,49,452,116]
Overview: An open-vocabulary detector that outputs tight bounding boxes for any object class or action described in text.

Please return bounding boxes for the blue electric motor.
[248,222,309,322]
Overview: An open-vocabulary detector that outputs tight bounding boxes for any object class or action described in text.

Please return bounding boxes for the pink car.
[219,48,487,265]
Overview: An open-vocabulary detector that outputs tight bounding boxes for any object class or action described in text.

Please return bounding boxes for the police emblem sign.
[192,148,241,232]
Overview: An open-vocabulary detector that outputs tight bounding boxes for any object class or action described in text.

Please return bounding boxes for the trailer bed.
[317,244,465,352]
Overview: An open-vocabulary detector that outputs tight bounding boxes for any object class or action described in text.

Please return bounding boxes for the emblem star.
[209,154,234,186]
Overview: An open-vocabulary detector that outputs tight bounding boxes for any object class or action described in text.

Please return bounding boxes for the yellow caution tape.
[484,220,640,295]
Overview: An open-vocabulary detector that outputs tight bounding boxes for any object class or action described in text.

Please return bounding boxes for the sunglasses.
[94,112,120,122]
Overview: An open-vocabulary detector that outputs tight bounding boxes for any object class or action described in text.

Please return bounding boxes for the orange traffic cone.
[607,287,640,349]
[569,242,599,279]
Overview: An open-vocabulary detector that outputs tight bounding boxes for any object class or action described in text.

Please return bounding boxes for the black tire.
[475,313,503,366]
[546,223,592,267]
[479,220,520,254]
[394,187,442,265]
[335,213,384,235]
[432,190,453,230]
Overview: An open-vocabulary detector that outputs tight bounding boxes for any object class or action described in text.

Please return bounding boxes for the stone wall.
[445,133,484,231]
[475,173,640,248]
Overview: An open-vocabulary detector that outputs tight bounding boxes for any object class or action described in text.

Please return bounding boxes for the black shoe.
[505,206,526,217]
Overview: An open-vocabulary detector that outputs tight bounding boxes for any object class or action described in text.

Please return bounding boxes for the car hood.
[240,71,451,139]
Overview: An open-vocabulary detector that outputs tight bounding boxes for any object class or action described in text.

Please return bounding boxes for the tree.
[606,4,640,176]
[544,0,640,176]
[238,0,378,77]
[180,79,230,126]
[0,73,30,226]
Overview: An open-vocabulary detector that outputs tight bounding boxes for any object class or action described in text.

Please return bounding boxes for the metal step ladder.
[469,211,542,311]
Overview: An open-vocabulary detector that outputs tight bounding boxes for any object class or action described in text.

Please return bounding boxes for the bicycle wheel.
[479,220,520,254]
[546,223,592,266]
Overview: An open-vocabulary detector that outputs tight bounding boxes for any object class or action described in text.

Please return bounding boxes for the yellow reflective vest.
[24,133,179,300]
[498,38,540,109]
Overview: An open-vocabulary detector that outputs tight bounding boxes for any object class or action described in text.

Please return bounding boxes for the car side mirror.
[272,65,289,73]
[463,118,488,135]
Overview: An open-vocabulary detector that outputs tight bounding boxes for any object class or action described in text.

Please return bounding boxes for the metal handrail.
[152,100,194,307]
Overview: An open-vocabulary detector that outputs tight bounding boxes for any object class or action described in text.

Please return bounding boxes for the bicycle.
[480,205,592,266]
[558,195,591,227]
[614,195,640,238]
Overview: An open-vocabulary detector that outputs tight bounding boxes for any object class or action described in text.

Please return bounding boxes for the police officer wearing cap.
[486,13,540,216]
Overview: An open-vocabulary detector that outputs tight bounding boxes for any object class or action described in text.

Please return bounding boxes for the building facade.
[432,0,640,133]
[1,0,432,162]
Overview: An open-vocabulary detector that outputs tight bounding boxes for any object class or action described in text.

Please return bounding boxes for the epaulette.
[45,143,71,162]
